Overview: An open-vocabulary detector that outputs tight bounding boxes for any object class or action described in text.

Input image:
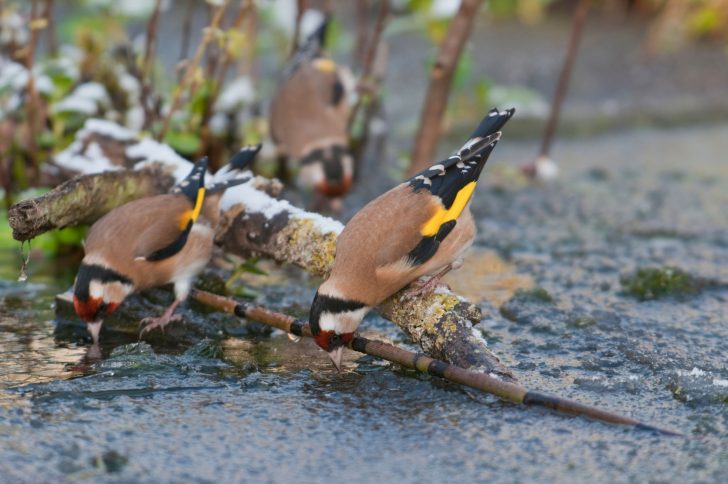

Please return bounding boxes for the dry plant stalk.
[347,0,389,133]
[140,0,163,130]
[157,0,230,141]
[538,0,590,158]
[290,0,308,57]
[199,0,253,156]
[407,0,482,177]
[23,0,46,167]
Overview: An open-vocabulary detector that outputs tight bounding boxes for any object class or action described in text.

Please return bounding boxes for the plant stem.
[43,0,57,56]
[347,0,389,133]
[157,0,229,142]
[407,0,482,177]
[290,0,307,57]
[141,0,163,130]
[178,0,195,81]
[538,0,590,158]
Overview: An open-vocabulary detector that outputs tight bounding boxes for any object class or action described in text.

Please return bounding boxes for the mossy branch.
[8,167,175,242]
[217,191,514,379]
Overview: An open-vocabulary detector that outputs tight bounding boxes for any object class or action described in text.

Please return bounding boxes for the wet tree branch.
[191,289,682,436]
[8,167,175,242]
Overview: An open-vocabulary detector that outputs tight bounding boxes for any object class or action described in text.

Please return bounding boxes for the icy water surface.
[1,126,727,483]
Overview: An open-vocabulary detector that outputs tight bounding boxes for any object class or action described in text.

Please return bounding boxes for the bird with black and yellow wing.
[309,108,515,369]
[72,145,262,343]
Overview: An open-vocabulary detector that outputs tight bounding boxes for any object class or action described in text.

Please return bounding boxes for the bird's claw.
[139,314,182,337]
[402,278,449,300]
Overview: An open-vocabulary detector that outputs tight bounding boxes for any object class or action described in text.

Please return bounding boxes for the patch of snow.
[0,60,29,90]
[53,82,110,115]
[81,118,137,141]
[125,106,145,132]
[129,138,193,183]
[34,75,54,95]
[0,11,28,46]
[215,77,255,112]
[86,0,170,17]
[220,183,343,235]
[269,0,297,34]
[46,55,81,80]
[430,0,460,18]
[53,96,97,115]
[118,71,141,98]
[209,112,229,135]
[54,140,121,174]
[713,378,728,387]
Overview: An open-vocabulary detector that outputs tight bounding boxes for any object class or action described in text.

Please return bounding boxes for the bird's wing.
[402,108,514,265]
[139,157,208,261]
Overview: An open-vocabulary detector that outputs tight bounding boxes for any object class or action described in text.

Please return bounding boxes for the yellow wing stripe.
[178,187,206,230]
[420,182,476,236]
[313,58,337,73]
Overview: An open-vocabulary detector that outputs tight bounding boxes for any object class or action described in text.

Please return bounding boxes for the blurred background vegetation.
[1,0,727,258]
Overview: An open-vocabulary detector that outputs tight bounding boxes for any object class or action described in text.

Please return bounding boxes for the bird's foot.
[139,313,183,337]
[403,277,450,300]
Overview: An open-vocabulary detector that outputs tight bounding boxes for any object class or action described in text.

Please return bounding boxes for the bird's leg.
[139,299,183,336]
[404,263,454,299]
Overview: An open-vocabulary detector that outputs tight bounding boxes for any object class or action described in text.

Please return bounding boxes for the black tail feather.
[206,175,253,195]
[226,143,262,172]
[469,107,515,139]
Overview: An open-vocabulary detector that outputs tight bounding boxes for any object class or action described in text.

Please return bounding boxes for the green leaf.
[164,131,202,156]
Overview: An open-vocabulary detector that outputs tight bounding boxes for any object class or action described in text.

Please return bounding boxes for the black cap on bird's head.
[309,291,368,371]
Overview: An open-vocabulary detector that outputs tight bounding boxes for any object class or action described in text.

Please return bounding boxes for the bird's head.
[309,290,369,371]
[298,144,354,198]
[73,263,133,340]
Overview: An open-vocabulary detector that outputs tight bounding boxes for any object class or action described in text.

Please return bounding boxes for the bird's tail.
[217,144,262,175]
[468,107,515,139]
[450,107,515,170]
[207,144,263,193]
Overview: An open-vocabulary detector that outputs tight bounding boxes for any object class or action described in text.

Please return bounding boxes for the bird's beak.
[87,320,102,345]
[328,346,344,372]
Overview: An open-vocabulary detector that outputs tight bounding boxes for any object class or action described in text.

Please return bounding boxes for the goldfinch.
[72,145,262,343]
[309,108,515,369]
[269,17,353,199]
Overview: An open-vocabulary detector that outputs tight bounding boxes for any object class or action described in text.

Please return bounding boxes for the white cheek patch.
[318,306,370,334]
[89,279,105,299]
[89,279,134,303]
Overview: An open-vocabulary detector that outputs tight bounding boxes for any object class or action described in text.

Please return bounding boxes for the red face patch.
[313,330,354,352]
[73,296,101,322]
[73,297,118,322]
[316,176,352,198]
